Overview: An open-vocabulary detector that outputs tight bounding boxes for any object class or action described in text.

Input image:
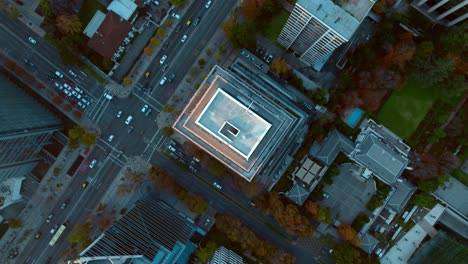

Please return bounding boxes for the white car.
[205,0,212,8]
[181,35,188,43]
[28,37,37,45]
[117,110,123,118]
[159,55,167,65]
[89,159,97,168]
[104,92,113,100]
[171,13,181,19]
[159,77,167,86]
[64,89,72,96]
[108,134,115,142]
[75,93,82,99]
[68,69,78,77]
[141,104,149,113]
[213,182,222,190]
[125,115,133,125]
[63,83,71,90]
[74,87,83,94]
[55,71,64,78]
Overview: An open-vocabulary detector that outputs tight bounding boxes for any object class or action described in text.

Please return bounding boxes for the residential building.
[0,84,62,183]
[173,65,309,186]
[209,246,244,264]
[79,195,205,264]
[278,0,376,70]
[411,0,467,27]
[408,231,468,264]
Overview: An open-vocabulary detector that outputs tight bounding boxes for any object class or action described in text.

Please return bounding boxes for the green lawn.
[261,9,290,43]
[78,0,107,25]
[376,80,437,140]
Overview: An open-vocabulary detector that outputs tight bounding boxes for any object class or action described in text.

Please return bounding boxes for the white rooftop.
[107,0,137,21]
[83,10,106,38]
[195,89,271,159]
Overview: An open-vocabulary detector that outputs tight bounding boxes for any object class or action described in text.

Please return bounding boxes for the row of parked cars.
[49,70,93,110]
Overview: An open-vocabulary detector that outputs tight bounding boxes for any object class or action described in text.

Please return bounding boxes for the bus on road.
[49,224,66,246]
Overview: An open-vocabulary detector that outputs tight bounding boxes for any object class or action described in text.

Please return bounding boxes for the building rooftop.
[83,10,106,38]
[87,11,132,59]
[195,89,271,159]
[310,129,355,165]
[297,0,375,39]
[174,66,307,182]
[408,231,468,264]
[434,176,468,217]
[293,156,325,186]
[438,208,468,239]
[286,182,312,206]
[387,179,416,213]
[359,233,379,254]
[107,0,137,21]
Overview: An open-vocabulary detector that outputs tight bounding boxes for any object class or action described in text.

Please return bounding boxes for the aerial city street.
[0,0,466,263]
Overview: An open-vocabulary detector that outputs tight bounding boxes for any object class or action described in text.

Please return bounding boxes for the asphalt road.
[0,1,334,263]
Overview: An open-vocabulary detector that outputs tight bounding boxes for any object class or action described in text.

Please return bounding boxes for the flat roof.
[195,89,271,159]
[83,10,106,38]
[107,0,137,21]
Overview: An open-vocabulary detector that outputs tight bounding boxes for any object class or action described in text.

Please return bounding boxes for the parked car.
[127,125,135,134]
[266,54,273,63]
[159,76,167,86]
[125,115,133,125]
[104,91,113,100]
[46,214,53,223]
[205,0,212,8]
[181,35,188,43]
[162,42,169,51]
[172,13,181,19]
[28,37,37,45]
[162,64,168,72]
[82,181,89,189]
[55,71,64,78]
[34,232,41,239]
[68,69,78,77]
[141,104,149,113]
[159,55,167,65]
[50,224,58,234]
[213,182,222,190]
[60,199,70,210]
[145,108,152,117]
[116,110,123,118]
[175,25,182,33]
[193,17,201,26]
[168,73,176,83]
[89,159,97,168]
[108,134,115,142]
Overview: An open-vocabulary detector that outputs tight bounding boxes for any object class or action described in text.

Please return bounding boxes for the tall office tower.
[79,196,205,264]
[411,0,467,27]
[0,82,62,182]
[209,246,245,264]
[278,0,376,70]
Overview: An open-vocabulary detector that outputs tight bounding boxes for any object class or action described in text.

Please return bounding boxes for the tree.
[383,32,415,69]
[418,175,449,193]
[123,77,132,86]
[352,212,369,231]
[68,222,92,250]
[337,224,360,246]
[223,19,256,49]
[195,241,217,263]
[144,46,153,56]
[428,128,446,144]
[80,132,96,147]
[53,96,63,105]
[73,110,82,119]
[415,41,434,58]
[64,104,72,112]
[68,126,85,141]
[161,126,174,137]
[198,58,206,67]
[440,23,468,54]
[40,0,52,17]
[182,193,208,214]
[410,192,436,208]
[7,6,19,19]
[8,218,21,228]
[189,66,199,77]
[242,0,262,19]
[271,250,296,264]
[205,49,213,56]
[53,167,60,176]
[410,55,456,89]
[150,37,160,47]
[270,58,289,76]
[156,27,166,37]
[438,151,459,175]
[169,0,186,7]
[331,242,370,264]
[56,15,82,35]
[366,195,383,211]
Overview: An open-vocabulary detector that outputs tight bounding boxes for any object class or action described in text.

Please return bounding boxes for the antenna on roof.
[317,4,322,11]
[335,17,341,23]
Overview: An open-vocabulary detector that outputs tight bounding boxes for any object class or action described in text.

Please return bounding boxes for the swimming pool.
[346,108,364,128]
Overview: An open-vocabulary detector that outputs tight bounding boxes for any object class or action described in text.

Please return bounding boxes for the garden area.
[78,0,106,25]
[376,80,437,140]
[259,8,290,44]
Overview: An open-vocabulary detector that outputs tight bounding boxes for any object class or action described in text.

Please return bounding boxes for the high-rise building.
[278,0,376,70]
[209,246,244,264]
[0,82,62,182]
[79,196,205,264]
[411,0,467,27]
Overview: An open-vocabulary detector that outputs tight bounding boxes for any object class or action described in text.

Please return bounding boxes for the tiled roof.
[87,11,132,59]
[387,179,415,213]
[286,183,312,206]
[311,129,354,165]
[359,233,379,253]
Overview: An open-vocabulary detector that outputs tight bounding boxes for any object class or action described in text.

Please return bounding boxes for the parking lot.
[321,163,376,224]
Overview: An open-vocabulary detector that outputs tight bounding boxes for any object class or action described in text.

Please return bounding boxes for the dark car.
[168,73,176,83]
[60,199,70,210]
[162,42,169,51]
[193,17,201,26]
[175,25,182,33]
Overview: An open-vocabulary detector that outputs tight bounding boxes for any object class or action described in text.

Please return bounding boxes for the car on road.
[74,86,83,94]
[68,69,78,77]
[60,199,70,210]
[46,214,53,223]
[145,72,150,78]
[213,182,222,190]
[63,89,72,97]
[116,110,123,118]
[181,34,188,43]
[186,20,192,26]
[175,25,182,33]
[104,91,113,100]
[127,125,135,134]
[89,159,97,168]
[162,64,168,72]
[172,13,181,19]
[193,17,201,26]
[82,181,89,189]
[108,134,115,142]
[50,224,58,234]
[34,232,41,239]
[168,73,176,83]
[266,54,273,63]
[141,104,149,113]
[125,115,133,125]
[145,108,152,117]
[168,145,176,152]
[55,71,64,78]
[205,0,212,8]
[28,37,37,45]
[159,76,167,86]
[159,55,167,65]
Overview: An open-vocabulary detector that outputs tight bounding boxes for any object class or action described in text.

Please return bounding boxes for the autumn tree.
[410,55,456,89]
[331,242,375,264]
[383,32,416,69]
[271,250,296,264]
[53,96,63,105]
[270,58,289,77]
[242,0,262,19]
[8,218,22,228]
[68,126,85,141]
[415,41,434,58]
[180,192,208,215]
[80,132,97,147]
[7,6,19,19]
[195,241,218,263]
[156,27,166,37]
[223,18,256,49]
[68,222,93,250]
[144,46,153,56]
[161,126,174,137]
[123,77,132,86]
[410,192,436,208]
[169,0,186,7]
[337,224,360,246]
[56,15,82,35]
[150,37,160,47]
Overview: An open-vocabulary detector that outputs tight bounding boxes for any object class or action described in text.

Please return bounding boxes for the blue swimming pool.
[346,108,364,128]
